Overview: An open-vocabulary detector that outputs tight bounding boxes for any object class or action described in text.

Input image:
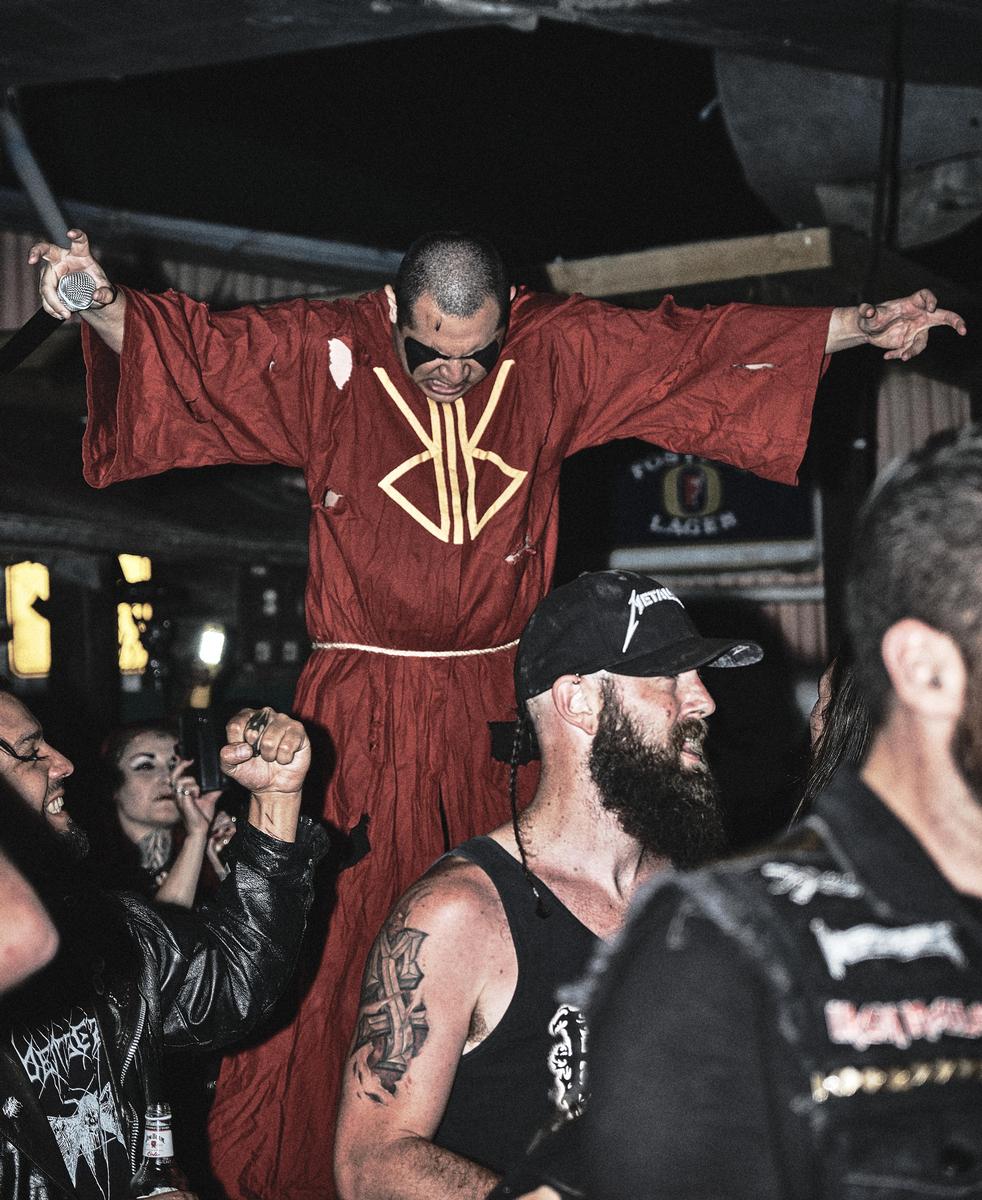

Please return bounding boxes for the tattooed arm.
[334,858,514,1200]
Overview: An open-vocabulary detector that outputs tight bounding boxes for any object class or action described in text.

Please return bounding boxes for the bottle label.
[142,1129,174,1159]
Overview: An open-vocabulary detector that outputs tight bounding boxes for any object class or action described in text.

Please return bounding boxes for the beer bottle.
[128,1103,188,1197]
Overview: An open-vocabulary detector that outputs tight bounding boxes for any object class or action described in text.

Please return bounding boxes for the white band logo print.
[622,586,682,653]
[811,918,965,981]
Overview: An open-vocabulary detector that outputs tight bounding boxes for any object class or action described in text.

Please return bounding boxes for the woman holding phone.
[90,721,236,906]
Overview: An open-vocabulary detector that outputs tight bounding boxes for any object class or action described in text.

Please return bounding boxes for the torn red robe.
[82,285,831,1200]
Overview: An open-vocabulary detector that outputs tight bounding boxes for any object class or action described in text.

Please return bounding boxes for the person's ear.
[881,619,965,720]
[384,285,398,325]
[551,674,600,737]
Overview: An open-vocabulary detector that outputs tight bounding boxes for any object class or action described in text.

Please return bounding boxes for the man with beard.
[334,570,761,1200]
[0,678,325,1200]
[566,423,982,1200]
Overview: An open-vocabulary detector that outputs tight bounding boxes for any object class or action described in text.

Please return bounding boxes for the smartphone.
[179,709,225,793]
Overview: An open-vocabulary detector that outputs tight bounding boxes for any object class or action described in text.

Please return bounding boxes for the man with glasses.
[0,677,323,1200]
[30,227,966,1200]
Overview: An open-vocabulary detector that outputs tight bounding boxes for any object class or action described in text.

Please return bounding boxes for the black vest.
[432,837,599,1173]
[655,771,982,1199]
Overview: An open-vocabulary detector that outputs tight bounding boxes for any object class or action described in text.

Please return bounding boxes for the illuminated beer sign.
[610,450,819,571]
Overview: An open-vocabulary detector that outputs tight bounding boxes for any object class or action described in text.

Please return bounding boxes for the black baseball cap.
[515,570,763,704]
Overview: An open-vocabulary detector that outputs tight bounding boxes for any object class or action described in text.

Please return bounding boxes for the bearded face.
[587,678,727,868]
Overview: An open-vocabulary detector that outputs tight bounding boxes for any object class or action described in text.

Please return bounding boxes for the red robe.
[82,286,830,1200]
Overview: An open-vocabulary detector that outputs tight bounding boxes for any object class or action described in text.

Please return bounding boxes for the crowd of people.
[0,226,977,1200]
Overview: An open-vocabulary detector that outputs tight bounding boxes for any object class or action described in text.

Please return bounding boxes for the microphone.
[57,271,96,312]
[0,272,97,376]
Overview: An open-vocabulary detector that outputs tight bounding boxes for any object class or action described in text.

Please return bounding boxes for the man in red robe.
[31,229,965,1200]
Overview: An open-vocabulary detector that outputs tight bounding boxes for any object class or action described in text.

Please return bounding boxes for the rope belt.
[311,638,519,659]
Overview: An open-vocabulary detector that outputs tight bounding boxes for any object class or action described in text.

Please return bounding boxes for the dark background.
[8,21,977,277]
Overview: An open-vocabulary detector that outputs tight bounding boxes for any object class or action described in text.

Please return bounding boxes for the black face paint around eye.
[403,335,501,375]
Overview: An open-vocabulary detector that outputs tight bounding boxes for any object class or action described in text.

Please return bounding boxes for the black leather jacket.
[0,817,325,1200]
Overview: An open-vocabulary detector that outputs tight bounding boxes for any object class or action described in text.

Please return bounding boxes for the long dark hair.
[86,721,180,895]
[98,720,179,800]
[0,779,140,1020]
[794,650,872,821]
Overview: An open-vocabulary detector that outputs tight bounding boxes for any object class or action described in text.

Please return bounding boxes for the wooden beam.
[545,227,833,297]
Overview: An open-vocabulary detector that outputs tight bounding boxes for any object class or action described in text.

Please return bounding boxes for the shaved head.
[394,232,510,328]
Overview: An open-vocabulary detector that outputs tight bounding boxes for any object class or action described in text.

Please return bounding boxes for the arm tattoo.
[354,902,430,1095]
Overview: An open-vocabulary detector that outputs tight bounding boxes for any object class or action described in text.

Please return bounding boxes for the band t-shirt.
[11,1006,131,1200]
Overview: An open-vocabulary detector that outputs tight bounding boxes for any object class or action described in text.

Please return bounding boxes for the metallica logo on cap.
[514,570,763,704]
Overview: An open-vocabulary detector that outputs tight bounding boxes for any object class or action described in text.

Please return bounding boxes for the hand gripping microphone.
[1,272,98,375]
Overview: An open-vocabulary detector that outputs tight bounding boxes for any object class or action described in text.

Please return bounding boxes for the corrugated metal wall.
[157,259,339,306]
[877,363,971,470]
[0,230,40,328]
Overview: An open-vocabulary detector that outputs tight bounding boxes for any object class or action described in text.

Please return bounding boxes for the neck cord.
[510,711,549,918]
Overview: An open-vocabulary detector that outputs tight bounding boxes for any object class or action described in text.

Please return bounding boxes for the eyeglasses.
[0,734,43,764]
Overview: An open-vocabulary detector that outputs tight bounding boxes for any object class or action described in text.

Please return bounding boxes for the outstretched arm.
[826,289,966,360]
[335,860,503,1200]
[28,228,126,353]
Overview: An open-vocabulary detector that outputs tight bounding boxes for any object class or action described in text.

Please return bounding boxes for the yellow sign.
[5,562,51,678]
[117,553,153,674]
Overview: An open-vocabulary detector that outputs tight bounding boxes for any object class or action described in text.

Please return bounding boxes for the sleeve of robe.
[81,288,334,484]
[81,287,832,489]
[552,294,832,485]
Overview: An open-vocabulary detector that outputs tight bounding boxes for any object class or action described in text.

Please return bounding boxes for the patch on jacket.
[825,997,982,1050]
[811,918,965,980]
[760,862,864,905]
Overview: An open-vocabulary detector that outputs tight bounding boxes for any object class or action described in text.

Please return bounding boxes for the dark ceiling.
[4,0,982,90]
[2,2,980,302]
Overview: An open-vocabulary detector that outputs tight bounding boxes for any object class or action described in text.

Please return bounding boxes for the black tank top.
[432,836,599,1173]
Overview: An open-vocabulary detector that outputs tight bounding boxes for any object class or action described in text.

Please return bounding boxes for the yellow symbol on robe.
[373,361,528,544]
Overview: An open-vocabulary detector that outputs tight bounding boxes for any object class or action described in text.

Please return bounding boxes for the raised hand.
[171,766,223,840]
[856,289,967,361]
[220,707,310,799]
[27,228,116,321]
[221,708,308,843]
[206,811,237,879]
